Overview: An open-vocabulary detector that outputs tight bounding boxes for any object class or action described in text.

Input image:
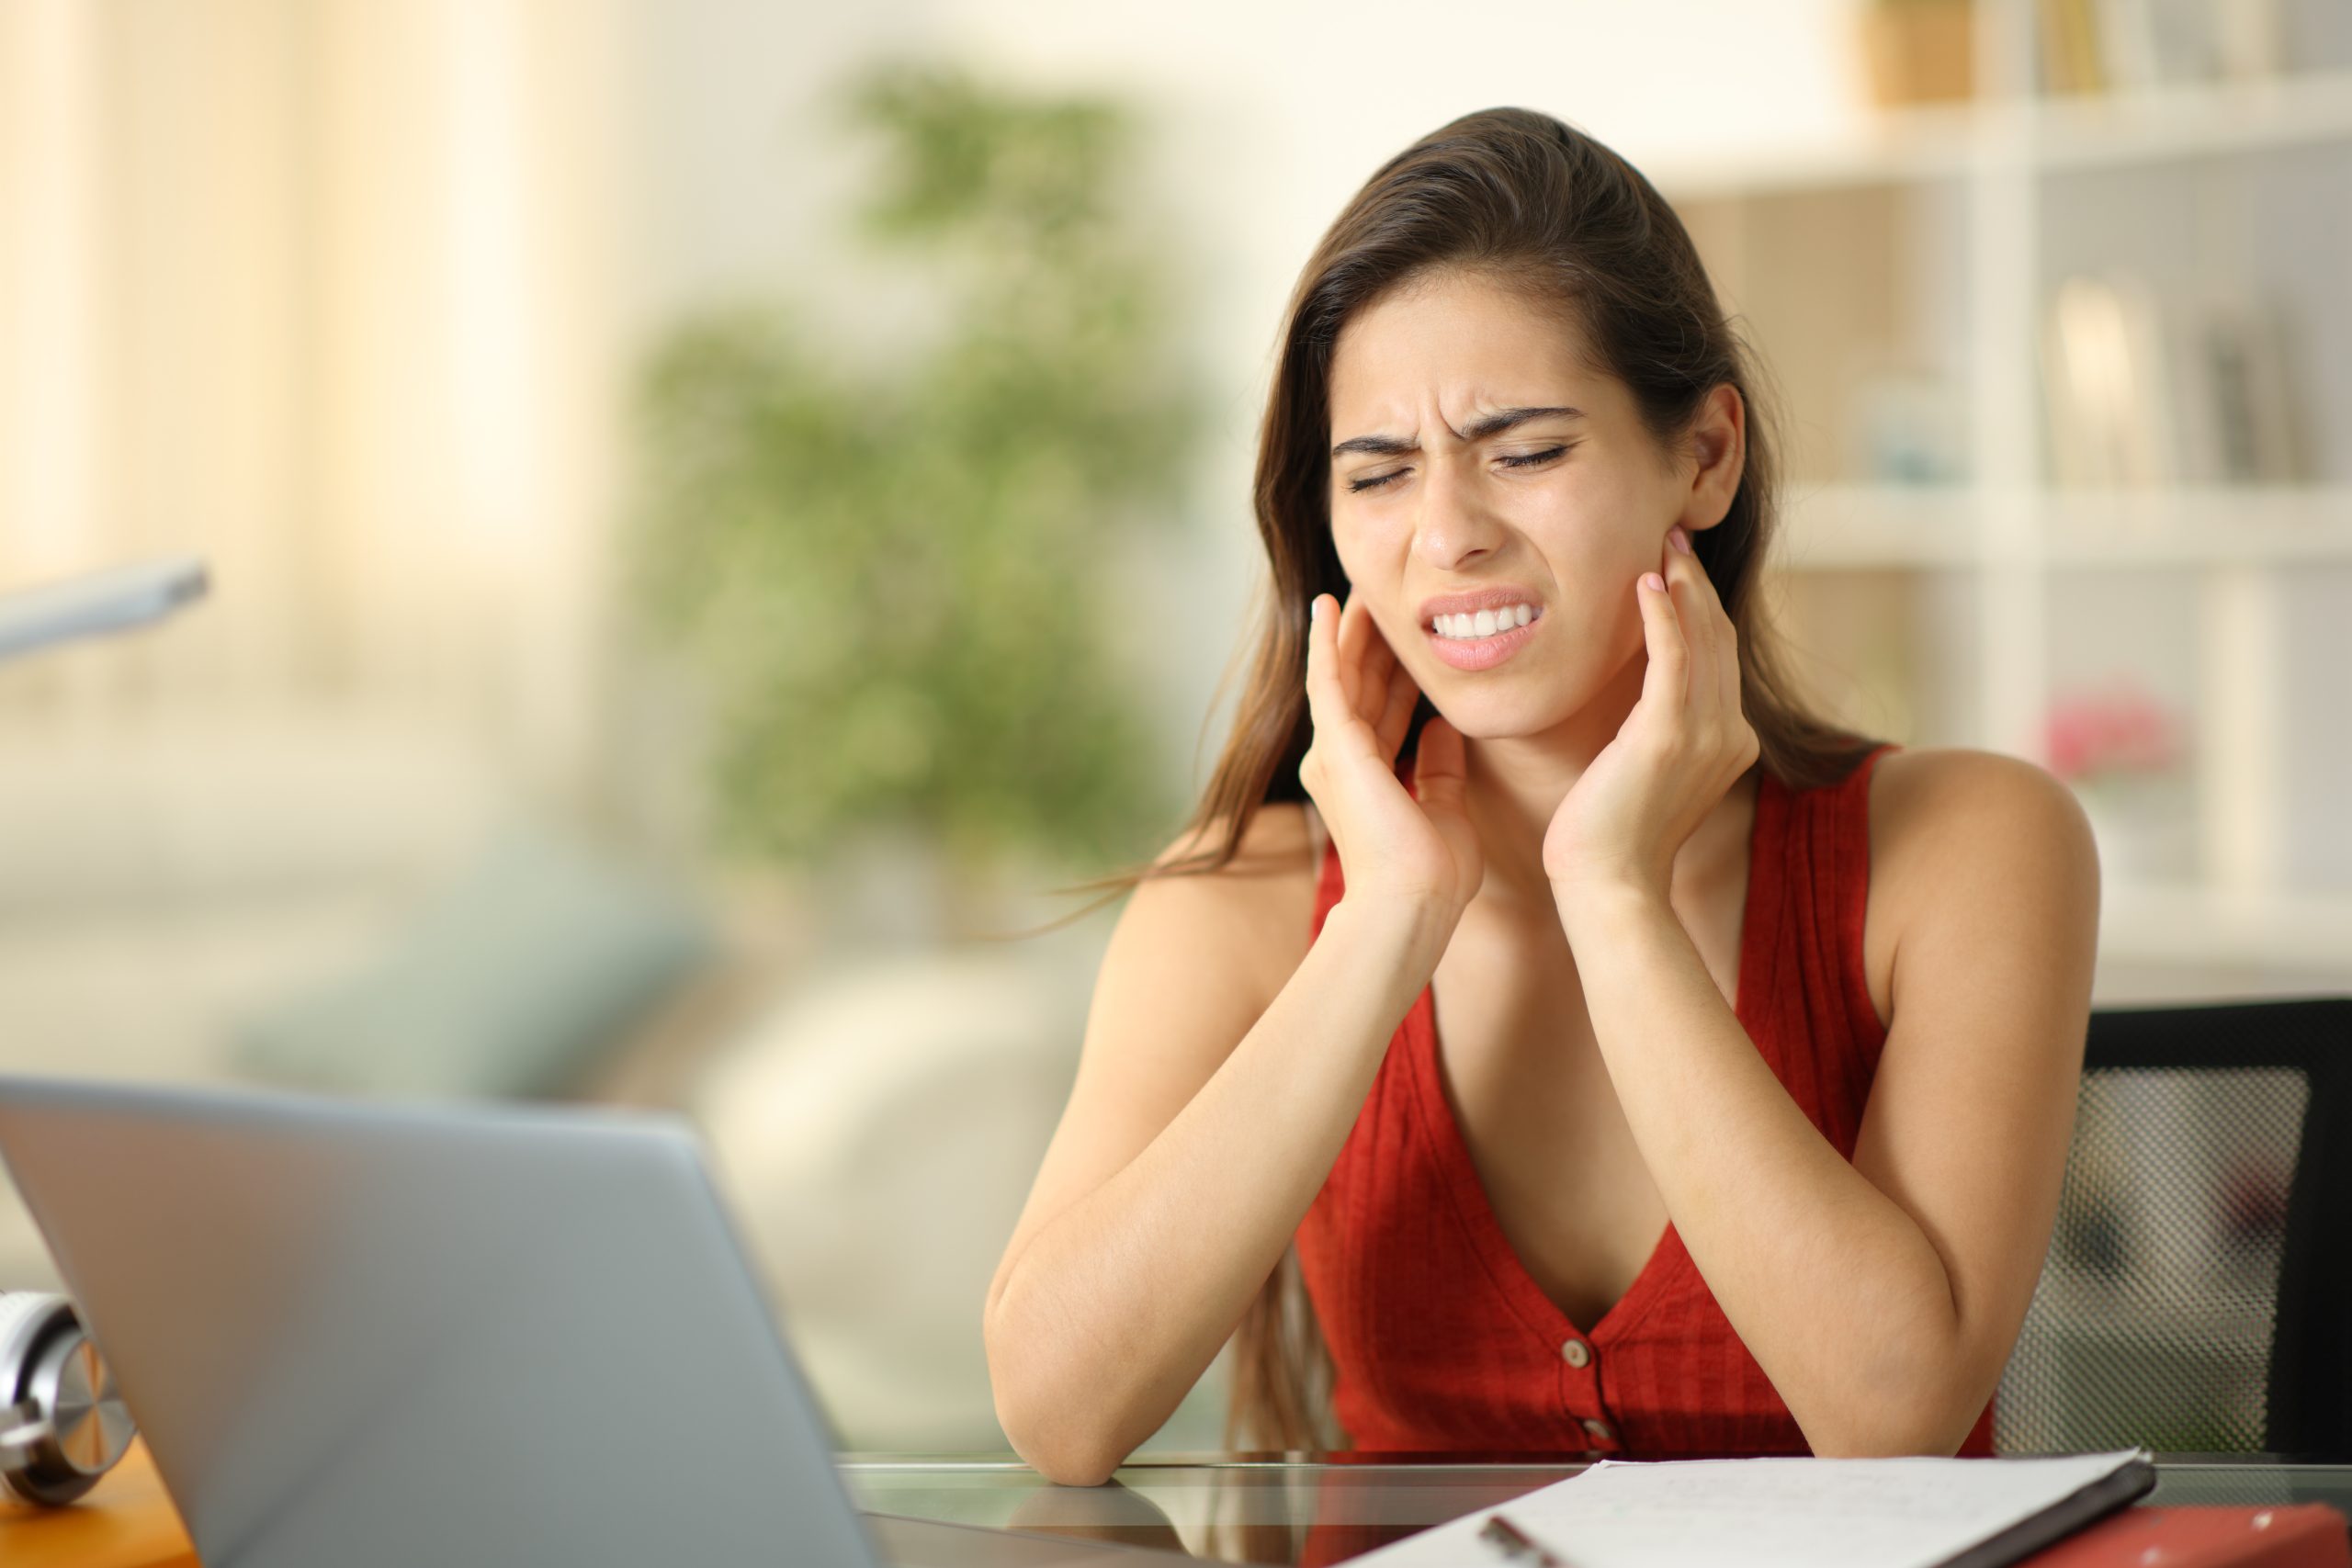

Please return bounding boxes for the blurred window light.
[1,0,104,578]
[443,0,545,561]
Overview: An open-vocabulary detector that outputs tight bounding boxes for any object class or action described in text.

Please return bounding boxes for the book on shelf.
[2041,273,2304,489]
[2190,297,2302,485]
[2037,0,2285,95]
[2042,0,2109,94]
[2042,274,2177,486]
[1860,0,1977,108]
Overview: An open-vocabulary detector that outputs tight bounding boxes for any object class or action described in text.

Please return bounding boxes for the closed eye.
[1501,445,1570,469]
[1345,445,1571,494]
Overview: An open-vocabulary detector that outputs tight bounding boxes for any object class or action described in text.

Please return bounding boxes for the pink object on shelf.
[2044,681,2184,784]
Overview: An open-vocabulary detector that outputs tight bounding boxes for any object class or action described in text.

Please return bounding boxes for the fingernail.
[1310,595,1326,623]
[1668,525,1692,555]
[1644,571,1666,592]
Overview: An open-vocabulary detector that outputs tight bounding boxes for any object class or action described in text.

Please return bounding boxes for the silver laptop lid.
[0,1076,881,1568]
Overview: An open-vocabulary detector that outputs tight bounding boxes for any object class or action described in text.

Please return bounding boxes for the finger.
[1359,602,1400,680]
[1715,598,1742,716]
[1669,526,1744,715]
[1335,591,1373,721]
[1374,655,1419,760]
[1356,602,1403,725]
[1662,531,1716,706]
[1411,714,1467,814]
[1304,593,1351,736]
[1676,536,1736,726]
[1635,568,1688,714]
[1307,593,1383,764]
[1688,545,1740,717]
[1336,587,1374,709]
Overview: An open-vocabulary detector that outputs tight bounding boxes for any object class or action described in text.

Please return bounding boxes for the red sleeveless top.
[1293,742,1996,1460]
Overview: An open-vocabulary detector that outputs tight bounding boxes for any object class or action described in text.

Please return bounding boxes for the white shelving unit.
[1655,1,2352,989]
[1780,483,2352,570]
[1647,62,2352,200]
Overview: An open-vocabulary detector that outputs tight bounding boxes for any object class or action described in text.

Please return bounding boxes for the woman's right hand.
[1299,591,1482,923]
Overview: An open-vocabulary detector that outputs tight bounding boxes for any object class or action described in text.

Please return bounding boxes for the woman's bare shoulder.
[1869,746,2089,865]
[1863,746,2098,1024]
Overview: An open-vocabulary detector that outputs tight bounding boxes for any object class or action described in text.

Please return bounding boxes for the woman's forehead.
[1328,273,1601,432]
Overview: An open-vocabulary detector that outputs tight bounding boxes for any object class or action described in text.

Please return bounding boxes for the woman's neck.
[1457,653,1748,912]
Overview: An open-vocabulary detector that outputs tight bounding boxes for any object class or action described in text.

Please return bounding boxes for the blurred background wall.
[0,0,2346,1455]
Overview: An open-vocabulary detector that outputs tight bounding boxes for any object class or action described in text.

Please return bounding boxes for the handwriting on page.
[1575,1458,2030,1520]
[1358,1450,2149,1568]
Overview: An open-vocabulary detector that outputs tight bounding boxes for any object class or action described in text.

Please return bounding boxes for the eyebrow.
[1329,405,1584,459]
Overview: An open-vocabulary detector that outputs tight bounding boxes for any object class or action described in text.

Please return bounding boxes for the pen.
[1477,1511,1566,1568]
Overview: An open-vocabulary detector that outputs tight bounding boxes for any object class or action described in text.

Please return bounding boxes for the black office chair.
[1995,997,2352,1458]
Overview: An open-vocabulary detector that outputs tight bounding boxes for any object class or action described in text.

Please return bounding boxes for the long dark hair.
[1055,107,1875,1452]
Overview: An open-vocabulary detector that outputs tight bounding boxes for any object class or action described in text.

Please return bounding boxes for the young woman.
[983,107,2098,1486]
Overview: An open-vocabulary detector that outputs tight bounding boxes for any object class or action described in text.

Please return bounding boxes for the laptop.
[0,1076,1197,1566]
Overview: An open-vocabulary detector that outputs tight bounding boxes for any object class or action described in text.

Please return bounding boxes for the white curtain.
[0,0,619,799]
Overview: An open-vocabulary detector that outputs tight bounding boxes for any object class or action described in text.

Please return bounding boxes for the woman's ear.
[1681,383,1746,534]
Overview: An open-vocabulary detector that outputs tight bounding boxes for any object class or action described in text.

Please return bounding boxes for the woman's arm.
[1541,521,2098,1456]
[1560,747,2096,1455]
[983,811,1450,1485]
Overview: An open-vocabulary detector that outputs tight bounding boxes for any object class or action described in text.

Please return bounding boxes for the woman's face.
[1324,266,1736,741]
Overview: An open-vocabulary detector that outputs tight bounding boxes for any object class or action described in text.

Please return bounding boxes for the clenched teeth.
[1432,604,1536,640]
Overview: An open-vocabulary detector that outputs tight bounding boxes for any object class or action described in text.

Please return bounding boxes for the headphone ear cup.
[0,1291,134,1506]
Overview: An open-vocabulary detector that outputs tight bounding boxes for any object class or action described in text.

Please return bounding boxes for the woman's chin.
[1426,696,1571,744]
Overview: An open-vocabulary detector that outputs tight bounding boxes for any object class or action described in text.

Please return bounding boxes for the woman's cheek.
[1329,508,1375,576]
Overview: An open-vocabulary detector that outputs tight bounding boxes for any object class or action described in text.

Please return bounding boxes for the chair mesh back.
[1996,1066,2305,1454]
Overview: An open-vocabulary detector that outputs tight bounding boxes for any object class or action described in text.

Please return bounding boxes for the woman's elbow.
[1806,1421,1967,1460]
[993,1380,1129,1486]
[1799,1380,1990,1458]
[985,1310,1131,1486]
[1011,1430,1126,1488]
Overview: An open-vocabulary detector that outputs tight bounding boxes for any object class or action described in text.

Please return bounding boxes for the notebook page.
[1353,1450,2148,1568]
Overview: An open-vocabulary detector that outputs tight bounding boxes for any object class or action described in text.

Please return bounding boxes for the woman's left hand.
[1541,524,1759,902]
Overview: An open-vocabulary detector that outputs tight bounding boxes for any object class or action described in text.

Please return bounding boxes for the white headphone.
[0,1291,133,1506]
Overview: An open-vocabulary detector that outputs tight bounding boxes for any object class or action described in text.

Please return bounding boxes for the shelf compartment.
[1771,485,2352,571]
[1650,67,2352,201]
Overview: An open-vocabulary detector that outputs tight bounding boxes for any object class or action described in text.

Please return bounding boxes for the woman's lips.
[1424,613,1541,671]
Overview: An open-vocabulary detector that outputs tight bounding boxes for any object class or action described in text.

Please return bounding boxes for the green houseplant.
[631,64,1200,895]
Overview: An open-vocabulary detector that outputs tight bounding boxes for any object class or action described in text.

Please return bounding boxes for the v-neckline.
[1405,767,1783,1348]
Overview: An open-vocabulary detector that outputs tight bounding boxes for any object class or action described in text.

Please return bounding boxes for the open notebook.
[1357,1449,2155,1568]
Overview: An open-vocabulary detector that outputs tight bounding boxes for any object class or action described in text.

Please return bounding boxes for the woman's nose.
[1412,455,1506,570]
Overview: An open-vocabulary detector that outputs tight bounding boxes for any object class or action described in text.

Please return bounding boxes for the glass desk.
[838,1452,2352,1566]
